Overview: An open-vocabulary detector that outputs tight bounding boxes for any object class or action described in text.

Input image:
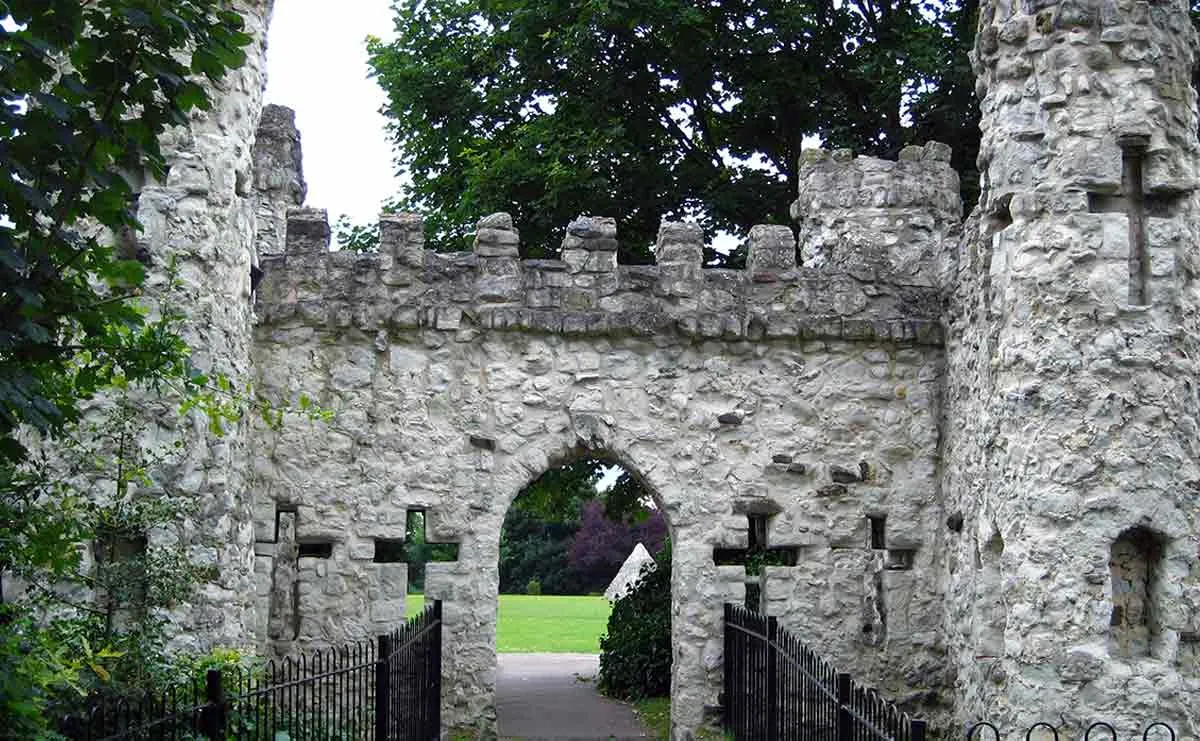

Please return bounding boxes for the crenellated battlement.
[258,221,946,345]
[793,142,961,288]
[255,146,958,345]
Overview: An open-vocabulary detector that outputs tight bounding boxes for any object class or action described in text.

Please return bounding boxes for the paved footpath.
[496,653,651,740]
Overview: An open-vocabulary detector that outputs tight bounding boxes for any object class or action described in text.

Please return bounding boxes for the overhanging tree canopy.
[0,1,253,463]
[368,0,980,264]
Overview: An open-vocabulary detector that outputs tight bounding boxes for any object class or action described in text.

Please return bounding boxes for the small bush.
[525,578,542,595]
[598,543,671,700]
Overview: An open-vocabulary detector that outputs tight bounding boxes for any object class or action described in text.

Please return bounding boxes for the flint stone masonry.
[249,320,945,734]
[106,0,275,652]
[128,0,1200,738]
[252,103,306,261]
[248,141,952,735]
[255,209,948,347]
[943,0,1200,734]
[793,141,961,288]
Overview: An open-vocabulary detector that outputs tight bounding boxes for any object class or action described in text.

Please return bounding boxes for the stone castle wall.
[943,0,1200,732]
[245,113,957,733]
[120,0,275,651]
[120,0,1200,737]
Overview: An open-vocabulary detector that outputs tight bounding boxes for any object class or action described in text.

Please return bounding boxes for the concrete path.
[496,653,651,740]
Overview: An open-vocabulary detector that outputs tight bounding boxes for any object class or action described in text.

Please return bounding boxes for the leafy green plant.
[0,404,197,733]
[0,6,341,732]
[367,0,982,263]
[635,695,671,740]
[598,542,672,700]
[333,215,381,253]
[0,1,255,464]
[525,578,542,596]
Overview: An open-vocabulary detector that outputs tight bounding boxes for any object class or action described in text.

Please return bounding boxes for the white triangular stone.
[604,542,655,602]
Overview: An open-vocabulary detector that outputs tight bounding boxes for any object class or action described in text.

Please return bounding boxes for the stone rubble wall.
[176,0,1200,736]
[256,211,950,350]
[121,0,275,652]
[248,330,945,735]
[943,0,1200,734]
[794,142,962,288]
[252,103,306,261]
[249,99,308,647]
[247,150,957,736]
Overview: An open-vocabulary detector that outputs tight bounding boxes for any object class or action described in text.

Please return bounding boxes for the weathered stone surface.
[792,143,961,288]
[120,0,1200,738]
[249,315,945,733]
[604,542,655,602]
[253,103,306,261]
[747,224,796,280]
[943,0,1200,734]
[60,0,284,659]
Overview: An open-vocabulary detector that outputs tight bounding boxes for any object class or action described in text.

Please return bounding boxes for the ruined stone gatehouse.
[103,0,1200,737]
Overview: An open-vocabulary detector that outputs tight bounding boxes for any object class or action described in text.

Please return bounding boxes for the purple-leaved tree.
[569,500,667,588]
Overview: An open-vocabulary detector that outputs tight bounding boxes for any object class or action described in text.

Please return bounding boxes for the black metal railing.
[377,599,442,740]
[723,603,926,741]
[967,721,1178,741]
[62,600,443,741]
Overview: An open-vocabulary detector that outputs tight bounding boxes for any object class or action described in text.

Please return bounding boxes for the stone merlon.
[255,147,957,346]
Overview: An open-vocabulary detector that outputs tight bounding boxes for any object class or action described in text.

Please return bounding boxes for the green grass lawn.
[405,594,611,653]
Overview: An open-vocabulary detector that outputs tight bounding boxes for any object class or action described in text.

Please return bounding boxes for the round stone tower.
[130,0,276,650]
[947,0,1200,733]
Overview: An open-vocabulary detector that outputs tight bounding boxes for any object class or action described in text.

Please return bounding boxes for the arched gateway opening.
[492,453,671,737]
[250,116,951,737]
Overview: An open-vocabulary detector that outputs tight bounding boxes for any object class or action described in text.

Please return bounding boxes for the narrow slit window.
[1109,526,1164,658]
[298,541,333,559]
[869,515,886,550]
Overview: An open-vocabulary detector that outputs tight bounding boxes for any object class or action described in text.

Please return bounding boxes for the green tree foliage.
[0,1,253,463]
[598,542,672,700]
[0,2,258,732]
[510,457,603,523]
[368,0,979,263]
[513,456,654,525]
[499,505,583,594]
[2,399,220,735]
[333,215,382,253]
[499,458,663,595]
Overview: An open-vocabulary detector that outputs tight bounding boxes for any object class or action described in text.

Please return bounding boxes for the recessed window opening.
[1109,526,1164,658]
[868,515,886,550]
[297,540,333,559]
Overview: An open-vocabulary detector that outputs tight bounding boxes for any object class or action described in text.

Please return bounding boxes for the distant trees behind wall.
[369,1,1200,265]
[499,459,667,595]
[368,0,981,264]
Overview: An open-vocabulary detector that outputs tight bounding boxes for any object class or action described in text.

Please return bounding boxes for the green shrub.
[598,543,671,699]
[525,578,542,595]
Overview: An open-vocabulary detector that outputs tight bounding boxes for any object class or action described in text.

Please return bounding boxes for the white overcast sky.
[264,0,401,226]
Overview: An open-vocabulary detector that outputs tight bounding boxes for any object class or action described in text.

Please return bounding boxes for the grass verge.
[634,696,670,740]
[405,594,612,653]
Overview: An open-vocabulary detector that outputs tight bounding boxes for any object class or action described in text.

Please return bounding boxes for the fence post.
[835,672,852,741]
[201,669,224,741]
[376,634,392,741]
[429,600,443,739]
[722,603,732,730]
[911,718,927,741]
[767,616,779,741]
